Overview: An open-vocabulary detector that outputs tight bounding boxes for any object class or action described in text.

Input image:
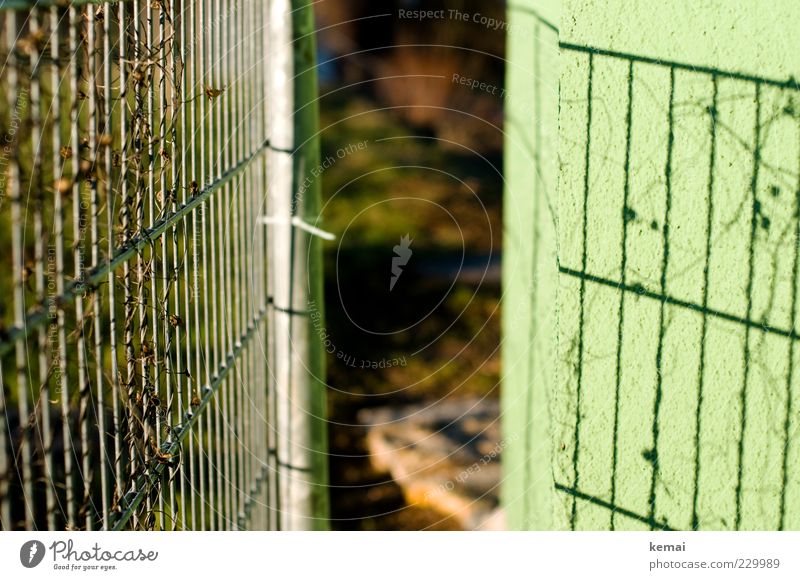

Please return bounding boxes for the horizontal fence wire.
[558,41,800,530]
[0,0,278,530]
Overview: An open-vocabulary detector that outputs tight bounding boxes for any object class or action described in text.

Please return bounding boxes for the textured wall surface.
[503,0,800,530]
[501,0,559,531]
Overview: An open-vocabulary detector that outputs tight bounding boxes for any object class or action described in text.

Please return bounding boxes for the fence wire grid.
[0,0,294,531]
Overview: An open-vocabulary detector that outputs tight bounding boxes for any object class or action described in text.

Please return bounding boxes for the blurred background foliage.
[315,0,506,529]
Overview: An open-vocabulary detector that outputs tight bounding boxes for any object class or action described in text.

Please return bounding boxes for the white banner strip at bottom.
[1,531,799,579]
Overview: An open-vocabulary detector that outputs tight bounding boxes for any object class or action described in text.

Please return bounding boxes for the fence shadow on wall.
[556,40,800,531]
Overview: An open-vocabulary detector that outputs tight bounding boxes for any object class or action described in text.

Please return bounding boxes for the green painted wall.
[501,0,559,531]
[503,0,800,530]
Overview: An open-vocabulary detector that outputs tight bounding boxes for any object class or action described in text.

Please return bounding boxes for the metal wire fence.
[0,0,326,531]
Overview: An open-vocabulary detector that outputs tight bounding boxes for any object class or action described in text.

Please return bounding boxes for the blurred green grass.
[319,93,503,530]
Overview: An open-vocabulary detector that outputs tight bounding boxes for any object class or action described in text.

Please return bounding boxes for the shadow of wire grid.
[555,41,800,530]
[0,0,323,531]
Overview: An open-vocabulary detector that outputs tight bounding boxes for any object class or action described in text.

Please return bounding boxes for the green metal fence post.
[269,0,329,531]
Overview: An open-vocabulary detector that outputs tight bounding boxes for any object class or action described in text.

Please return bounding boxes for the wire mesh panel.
[556,43,800,530]
[0,0,283,531]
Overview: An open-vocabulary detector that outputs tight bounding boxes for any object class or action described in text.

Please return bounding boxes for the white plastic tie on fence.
[258,215,336,241]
